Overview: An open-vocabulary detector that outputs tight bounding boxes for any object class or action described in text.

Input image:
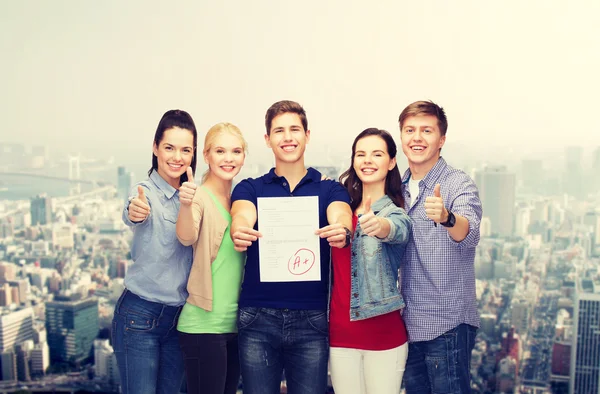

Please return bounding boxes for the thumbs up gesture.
[128,185,151,223]
[179,167,197,207]
[358,196,382,237]
[424,184,448,224]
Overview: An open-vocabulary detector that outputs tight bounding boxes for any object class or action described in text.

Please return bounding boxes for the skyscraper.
[474,166,516,237]
[30,194,52,226]
[570,280,600,394]
[45,295,99,364]
[0,308,34,353]
[117,166,134,202]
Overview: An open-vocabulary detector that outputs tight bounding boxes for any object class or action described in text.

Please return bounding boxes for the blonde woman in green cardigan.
[175,122,247,394]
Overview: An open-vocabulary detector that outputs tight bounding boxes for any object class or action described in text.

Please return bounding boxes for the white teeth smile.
[412,147,425,151]
[362,169,376,174]
[168,164,183,169]
[282,146,296,152]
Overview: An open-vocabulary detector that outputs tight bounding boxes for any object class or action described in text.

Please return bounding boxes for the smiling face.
[264,112,310,165]
[204,131,245,182]
[353,135,396,186]
[152,127,195,188]
[400,115,446,177]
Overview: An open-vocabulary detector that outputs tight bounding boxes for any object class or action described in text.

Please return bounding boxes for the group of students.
[111,99,483,394]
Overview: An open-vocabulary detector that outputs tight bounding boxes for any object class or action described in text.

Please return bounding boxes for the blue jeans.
[112,289,184,394]
[404,324,477,394]
[237,307,329,394]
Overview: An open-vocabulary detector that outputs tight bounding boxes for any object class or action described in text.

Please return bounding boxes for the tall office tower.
[94,338,119,384]
[117,166,133,201]
[510,298,530,335]
[474,166,516,237]
[570,279,600,394]
[16,340,33,381]
[0,350,17,381]
[30,341,50,376]
[8,280,29,305]
[30,194,52,225]
[45,295,99,364]
[564,146,584,199]
[0,308,34,353]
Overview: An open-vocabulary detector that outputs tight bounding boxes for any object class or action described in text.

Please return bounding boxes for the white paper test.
[257,196,321,282]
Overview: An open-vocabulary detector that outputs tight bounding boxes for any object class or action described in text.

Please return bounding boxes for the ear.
[152,142,158,156]
[388,157,397,171]
[438,134,446,151]
[264,133,271,148]
[305,129,311,144]
[203,150,209,165]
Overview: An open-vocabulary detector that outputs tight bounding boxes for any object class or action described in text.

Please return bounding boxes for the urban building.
[0,307,34,353]
[46,295,99,364]
[570,280,600,394]
[117,166,134,202]
[30,194,52,226]
[474,165,516,237]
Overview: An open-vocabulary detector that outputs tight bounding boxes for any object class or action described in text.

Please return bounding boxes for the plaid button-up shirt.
[401,158,482,342]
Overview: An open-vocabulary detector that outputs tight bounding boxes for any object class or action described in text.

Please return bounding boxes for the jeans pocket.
[425,356,454,393]
[125,311,156,332]
[306,310,328,335]
[237,307,260,330]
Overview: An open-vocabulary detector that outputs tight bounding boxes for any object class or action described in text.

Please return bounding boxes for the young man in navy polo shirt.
[231,100,352,394]
[398,100,483,393]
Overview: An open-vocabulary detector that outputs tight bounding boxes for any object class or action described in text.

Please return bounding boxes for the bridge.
[0,171,110,186]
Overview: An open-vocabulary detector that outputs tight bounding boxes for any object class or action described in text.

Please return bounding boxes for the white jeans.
[329,343,409,394]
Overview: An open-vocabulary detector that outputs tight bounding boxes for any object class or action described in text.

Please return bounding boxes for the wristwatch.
[441,209,456,228]
[342,227,352,248]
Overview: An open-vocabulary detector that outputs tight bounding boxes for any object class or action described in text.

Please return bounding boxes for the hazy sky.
[1,1,599,173]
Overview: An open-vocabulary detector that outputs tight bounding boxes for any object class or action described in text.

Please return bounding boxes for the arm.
[176,168,200,246]
[315,201,352,249]
[425,178,482,244]
[230,200,261,252]
[443,178,482,246]
[380,208,411,244]
[122,185,151,227]
[176,197,203,246]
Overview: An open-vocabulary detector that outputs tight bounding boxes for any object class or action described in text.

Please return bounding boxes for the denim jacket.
[349,195,411,321]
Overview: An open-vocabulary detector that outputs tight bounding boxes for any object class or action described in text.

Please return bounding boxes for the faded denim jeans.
[237,307,329,394]
[112,289,184,394]
[404,324,477,394]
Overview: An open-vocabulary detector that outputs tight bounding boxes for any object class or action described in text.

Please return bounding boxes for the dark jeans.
[237,307,329,394]
[178,332,240,394]
[404,324,478,394]
[112,289,184,394]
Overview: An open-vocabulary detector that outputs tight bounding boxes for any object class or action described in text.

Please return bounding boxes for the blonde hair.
[201,122,248,183]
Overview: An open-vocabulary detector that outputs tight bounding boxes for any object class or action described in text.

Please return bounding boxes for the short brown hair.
[398,100,448,136]
[265,100,308,135]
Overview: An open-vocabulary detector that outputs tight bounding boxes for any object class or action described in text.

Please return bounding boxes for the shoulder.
[320,179,350,202]
[192,187,210,206]
[439,165,477,191]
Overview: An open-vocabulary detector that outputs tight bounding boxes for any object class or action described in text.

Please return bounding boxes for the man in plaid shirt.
[398,100,482,394]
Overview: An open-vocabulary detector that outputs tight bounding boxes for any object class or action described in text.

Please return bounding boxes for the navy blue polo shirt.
[231,167,351,310]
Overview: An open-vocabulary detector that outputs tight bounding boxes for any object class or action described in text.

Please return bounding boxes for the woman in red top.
[329,128,410,394]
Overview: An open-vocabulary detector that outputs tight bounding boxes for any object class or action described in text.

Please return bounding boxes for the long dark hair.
[148,109,198,185]
[339,128,404,212]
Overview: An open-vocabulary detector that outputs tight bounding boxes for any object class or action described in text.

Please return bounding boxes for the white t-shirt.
[409,178,420,208]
